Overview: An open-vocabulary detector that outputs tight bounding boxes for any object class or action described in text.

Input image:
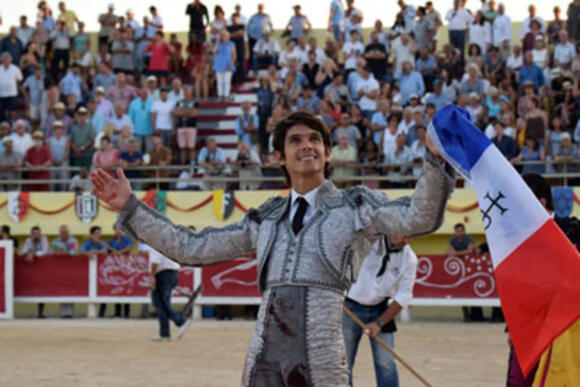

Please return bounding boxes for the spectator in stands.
[343,30,364,76]
[168,78,184,105]
[519,4,545,42]
[108,102,133,143]
[92,136,119,175]
[469,11,491,55]
[70,107,95,168]
[174,86,198,165]
[147,132,171,190]
[209,5,227,45]
[492,121,519,161]
[233,141,262,190]
[51,224,79,318]
[519,50,545,92]
[69,166,92,193]
[1,225,19,249]
[554,132,580,173]
[94,63,116,94]
[0,27,23,66]
[0,137,21,190]
[554,30,576,70]
[22,67,44,129]
[356,65,379,119]
[492,4,512,52]
[296,85,321,114]
[460,63,486,96]
[484,46,505,85]
[397,61,425,105]
[128,87,154,153]
[391,33,416,74]
[525,96,548,144]
[363,31,388,82]
[147,31,173,87]
[56,1,79,32]
[95,86,115,123]
[235,102,259,150]
[48,120,69,191]
[426,79,452,111]
[213,30,236,101]
[107,73,137,108]
[513,136,545,174]
[97,4,117,48]
[21,225,49,318]
[111,27,135,75]
[384,133,411,188]
[149,6,163,32]
[81,225,110,318]
[379,114,400,158]
[323,73,350,109]
[370,99,391,145]
[344,0,363,41]
[252,28,280,74]
[447,223,475,256]
[228,13,246,84]
[9,119,34,157]
[151,87,175,147]
[333,113,361,150]
[329,132,357,187]
[285,5,311,40]
[108,225,133,318]
[410,125,427,177]
[119,139,143,190]
[45,101,72,136]
[23,130,51,191]
[0,52,23,122]
[445,0,473,61]
[72,22,91,71]
[49,20,73,80]
[197,136,228,189]
[186,0,210,43]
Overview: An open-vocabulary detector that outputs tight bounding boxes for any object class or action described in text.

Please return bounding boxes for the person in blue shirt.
[247,4,272,72]
[0,27,24,65]
[426,79,453,111]
[60,64,83,102]
[235,102,260,149]
[285,5,312,40]
[328,0,345,43]
[128,88,154,153]
[197,137,229,190]
[81,226,108,253]
[519,51,545,91]
[397,61,425,105]
[22,67,45,127]
[108,225,134,318]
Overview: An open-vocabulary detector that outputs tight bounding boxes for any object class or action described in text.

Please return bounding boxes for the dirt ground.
[0,319,507,387]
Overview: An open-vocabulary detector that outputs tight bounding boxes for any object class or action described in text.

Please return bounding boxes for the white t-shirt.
[554,42,577,67]
[506,54,523,71]
[356,76,379,111]
[139,243,180,272]
[445,8,473,31]
[151,99,175,131]
[342,41,364,70]
[0,64,23,98]
[9,132,34,156]
[381,129,399,156]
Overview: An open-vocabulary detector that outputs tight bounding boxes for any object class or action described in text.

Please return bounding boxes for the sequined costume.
[117,151,455,386]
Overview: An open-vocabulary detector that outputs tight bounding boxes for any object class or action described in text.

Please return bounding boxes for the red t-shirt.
[147,42,170,71]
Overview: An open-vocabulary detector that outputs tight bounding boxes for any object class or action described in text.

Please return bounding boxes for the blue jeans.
[151,270,185,338]
[342,299,399,387]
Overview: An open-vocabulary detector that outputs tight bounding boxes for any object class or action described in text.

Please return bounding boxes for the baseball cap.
[95,86,105,93]
[54,102,66,110]
[32,130,44,139]
[52,120,64,127]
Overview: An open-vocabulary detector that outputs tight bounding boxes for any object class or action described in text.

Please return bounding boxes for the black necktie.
[292,197,309,234]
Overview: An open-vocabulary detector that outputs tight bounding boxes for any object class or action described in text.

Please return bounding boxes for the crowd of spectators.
[2,0,580,192]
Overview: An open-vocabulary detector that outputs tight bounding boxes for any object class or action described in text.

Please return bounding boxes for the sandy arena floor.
[0,319,508,386]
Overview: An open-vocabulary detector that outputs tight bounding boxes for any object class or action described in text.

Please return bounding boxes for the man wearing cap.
[70,107,95,168]
[23,131,51,191]
[248,4,273,72]
[48,120,69,191]
[98,4,118,48]
[397,61,425,106]
[145,76,161,101]
[0,137,22,191]
[45,102,72,136]
[285,5,312,41]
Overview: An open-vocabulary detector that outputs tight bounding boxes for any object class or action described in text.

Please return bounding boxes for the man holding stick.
[343,235,417,387]
[91,112,453,386]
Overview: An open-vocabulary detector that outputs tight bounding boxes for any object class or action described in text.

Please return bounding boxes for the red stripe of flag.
[494,219,580,375]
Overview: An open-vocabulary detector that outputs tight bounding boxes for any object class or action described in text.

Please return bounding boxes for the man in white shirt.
[252,29,280,73]
[343,30,364,71]
[445,0,474,61]
[356,65,380,118]
[343,235,417,387]
[142,243,191,341]
[9,119,34,156]
[519,4,545,41]
[554,30,576,69]
[492,3,512,49]
[151,88,175,146]
[0,52,23,121]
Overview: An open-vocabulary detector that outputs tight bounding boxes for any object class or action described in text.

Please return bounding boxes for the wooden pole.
[343,305,432,387]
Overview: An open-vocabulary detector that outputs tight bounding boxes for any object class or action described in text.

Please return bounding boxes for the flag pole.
[343,305,432,387]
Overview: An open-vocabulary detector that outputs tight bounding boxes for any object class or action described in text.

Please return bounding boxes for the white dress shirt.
[554,42,577,67]
[140,243,180,272]
[469,22,492,53]
[493,14,513,46]
[519,16,545,40]
[347,240,417,307]
[289,183,324,225]
[445,8,473,31]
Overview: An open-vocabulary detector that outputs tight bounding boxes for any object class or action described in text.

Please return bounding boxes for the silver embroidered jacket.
[116,151,455,386]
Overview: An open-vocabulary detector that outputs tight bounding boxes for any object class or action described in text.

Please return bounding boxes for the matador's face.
[279,125,330,181]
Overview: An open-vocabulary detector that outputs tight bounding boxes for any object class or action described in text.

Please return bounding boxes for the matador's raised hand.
[91,168,132,211]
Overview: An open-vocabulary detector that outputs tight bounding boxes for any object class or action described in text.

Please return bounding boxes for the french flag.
[428,105,580,375]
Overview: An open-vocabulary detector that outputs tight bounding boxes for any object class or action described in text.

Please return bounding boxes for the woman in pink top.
[92,136,119,177]
[146,31,175,86]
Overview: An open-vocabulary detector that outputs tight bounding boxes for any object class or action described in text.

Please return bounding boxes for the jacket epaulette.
[248,196,287,223]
